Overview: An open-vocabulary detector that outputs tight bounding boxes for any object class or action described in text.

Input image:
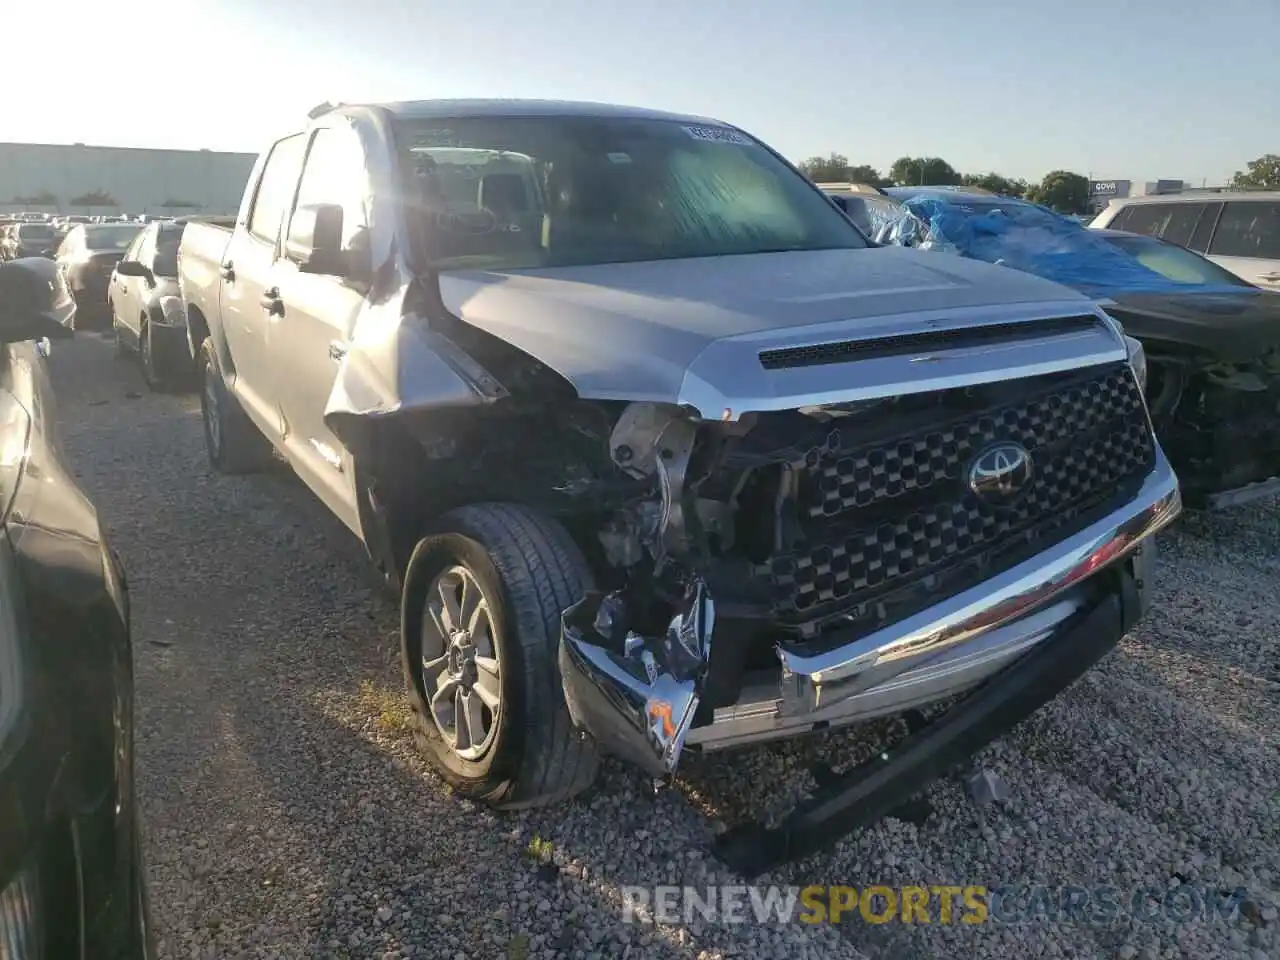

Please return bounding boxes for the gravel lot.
[52,334,1279,959]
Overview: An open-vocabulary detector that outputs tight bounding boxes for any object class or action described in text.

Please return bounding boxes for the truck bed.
[177,219,235,358]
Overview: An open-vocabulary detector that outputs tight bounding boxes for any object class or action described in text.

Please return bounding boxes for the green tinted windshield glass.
[395,115,865,269]
[1103,234,1252,287]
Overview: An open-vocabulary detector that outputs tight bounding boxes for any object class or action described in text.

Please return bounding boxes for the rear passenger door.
[267,124,370,534]
[1205,201,1280,290]
[220,133,307,437]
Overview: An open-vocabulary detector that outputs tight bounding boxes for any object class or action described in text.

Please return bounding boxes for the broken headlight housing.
[1125,335,1147,392]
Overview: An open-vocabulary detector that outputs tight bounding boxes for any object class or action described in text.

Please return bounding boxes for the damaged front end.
[558,402,723,776]
[554,351,1177,780]
[560,581,714,777]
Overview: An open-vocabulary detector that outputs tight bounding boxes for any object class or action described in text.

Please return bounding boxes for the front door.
[111,228,148,347]
[267,125,370,535]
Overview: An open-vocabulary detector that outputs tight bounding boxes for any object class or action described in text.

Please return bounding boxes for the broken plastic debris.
[963,768,1011,806]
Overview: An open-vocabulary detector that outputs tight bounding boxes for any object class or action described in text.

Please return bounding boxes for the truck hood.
[436,246,1113,416]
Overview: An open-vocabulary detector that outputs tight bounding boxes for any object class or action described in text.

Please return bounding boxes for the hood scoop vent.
[759,315,1103,370]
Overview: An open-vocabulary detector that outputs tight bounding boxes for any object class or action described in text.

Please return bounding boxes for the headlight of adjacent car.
[1125,335,1147,392]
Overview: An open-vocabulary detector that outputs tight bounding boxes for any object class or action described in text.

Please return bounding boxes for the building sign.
[1089,180,1131,198]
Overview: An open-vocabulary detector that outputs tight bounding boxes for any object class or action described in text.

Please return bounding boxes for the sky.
[6,0,1277,185]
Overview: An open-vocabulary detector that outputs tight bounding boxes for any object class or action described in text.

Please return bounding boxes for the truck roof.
[361,98,728,127]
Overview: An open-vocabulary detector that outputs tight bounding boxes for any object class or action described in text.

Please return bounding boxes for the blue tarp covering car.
[877,189,1255,299]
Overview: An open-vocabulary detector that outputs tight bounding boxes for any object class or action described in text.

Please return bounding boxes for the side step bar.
[711,569,1140,879]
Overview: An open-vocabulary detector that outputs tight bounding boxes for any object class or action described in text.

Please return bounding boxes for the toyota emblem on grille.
[968,442,1033,504]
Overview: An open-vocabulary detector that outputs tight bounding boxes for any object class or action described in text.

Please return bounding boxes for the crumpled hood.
[437,246,1100,412]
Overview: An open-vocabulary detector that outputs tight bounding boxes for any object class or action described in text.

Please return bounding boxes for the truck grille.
[758,362,1154,636]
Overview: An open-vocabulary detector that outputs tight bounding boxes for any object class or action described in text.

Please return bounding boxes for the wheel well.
[350,417,438,585]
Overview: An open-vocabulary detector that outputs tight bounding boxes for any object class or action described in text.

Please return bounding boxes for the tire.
[198,338,274,474]
[400,502,599,809]
[140,322,164,392]
[109,302,130,359]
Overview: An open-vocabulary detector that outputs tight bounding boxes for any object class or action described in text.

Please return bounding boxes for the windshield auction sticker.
[682,125,752,145]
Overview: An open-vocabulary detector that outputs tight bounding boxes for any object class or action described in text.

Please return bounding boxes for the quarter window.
[1208,201,1280,260]
[1107,203,1173,240]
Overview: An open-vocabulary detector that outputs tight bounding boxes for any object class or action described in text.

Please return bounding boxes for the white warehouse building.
[0,142,257,216]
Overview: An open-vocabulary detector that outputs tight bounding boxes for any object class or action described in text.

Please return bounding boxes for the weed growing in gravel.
[355,679,414,734]
[526,834,554,863]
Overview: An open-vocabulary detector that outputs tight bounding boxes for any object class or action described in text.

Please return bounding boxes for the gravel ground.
[52,334,1279,959]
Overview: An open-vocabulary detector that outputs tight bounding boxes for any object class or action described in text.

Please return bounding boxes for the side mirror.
[286,203,345,275]
[828,194,850,213]
[0,259,75,344]
[115,260,152,279]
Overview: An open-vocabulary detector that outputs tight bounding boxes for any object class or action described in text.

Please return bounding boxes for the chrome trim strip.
[688,594,1085,751]
[776,450,1181,712]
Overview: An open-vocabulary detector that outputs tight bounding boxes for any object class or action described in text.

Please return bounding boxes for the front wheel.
[110,303,130,358]
[400,503,599,809]
[198,338,274,474]
[140,323,164,392]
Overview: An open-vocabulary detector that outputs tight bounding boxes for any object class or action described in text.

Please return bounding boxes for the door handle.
[1259,272,1280,282]
[259,287,284,317]
[219,260,235,281]
[328,341,348,362]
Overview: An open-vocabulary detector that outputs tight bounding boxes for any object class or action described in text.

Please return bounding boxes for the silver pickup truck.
[179,100,1179,858]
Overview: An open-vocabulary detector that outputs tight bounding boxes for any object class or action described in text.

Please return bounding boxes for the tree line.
[10,190,203,209]
[798,153,1280,214]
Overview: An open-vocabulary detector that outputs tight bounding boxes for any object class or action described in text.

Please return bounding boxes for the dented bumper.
[559,581,714,778]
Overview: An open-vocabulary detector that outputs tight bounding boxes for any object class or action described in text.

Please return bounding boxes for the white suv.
[1090,192,1280,291]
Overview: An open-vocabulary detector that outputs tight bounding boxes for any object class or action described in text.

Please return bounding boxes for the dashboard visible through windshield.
[395,115,866,270]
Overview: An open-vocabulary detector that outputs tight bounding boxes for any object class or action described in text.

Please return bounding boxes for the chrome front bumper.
[559,452,1180,776]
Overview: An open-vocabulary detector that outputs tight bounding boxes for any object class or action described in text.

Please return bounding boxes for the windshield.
[395,115,866,270]
[16,224,54,240]
[1101,233,1253,288]
[83,224,142,250]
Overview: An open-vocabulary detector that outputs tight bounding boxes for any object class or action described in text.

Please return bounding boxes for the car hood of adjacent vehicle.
[436,246,1096,410]
[1103,290,1280,363]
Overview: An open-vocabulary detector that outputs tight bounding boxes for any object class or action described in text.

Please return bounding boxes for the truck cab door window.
[247,134,307,245]
[287,127,371,278]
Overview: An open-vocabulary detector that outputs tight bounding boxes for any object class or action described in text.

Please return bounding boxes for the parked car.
[1090,191,1280,291]
[886,188,1280,508]
[54,223,143,329]
[109,221,190,389]
[1,222,60,260]
[0,257,154,957]
[178,101,1178,852]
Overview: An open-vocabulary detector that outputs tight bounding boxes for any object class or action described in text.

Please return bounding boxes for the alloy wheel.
[420,565,502,760]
